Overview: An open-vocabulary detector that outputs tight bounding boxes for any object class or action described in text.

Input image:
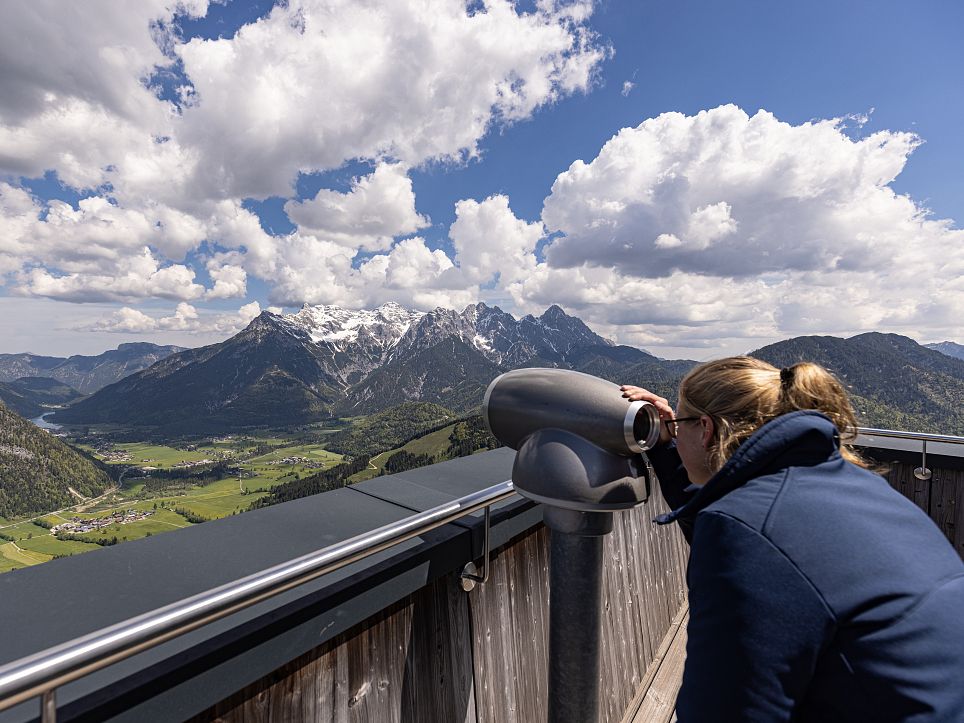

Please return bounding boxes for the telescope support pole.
[545,508,614,723]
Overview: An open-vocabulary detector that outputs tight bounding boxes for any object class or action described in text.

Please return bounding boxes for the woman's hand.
[620,385,675,447]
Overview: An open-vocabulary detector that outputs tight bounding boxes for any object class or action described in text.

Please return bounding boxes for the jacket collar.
[656,410,841,526]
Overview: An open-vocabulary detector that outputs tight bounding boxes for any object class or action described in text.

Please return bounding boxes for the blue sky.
[1,0,962,358]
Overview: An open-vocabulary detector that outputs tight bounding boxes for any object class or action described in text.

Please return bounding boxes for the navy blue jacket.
[648,411,964,722]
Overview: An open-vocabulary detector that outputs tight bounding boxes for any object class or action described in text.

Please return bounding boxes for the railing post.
[915,439,933,482]
[41,689,56,723]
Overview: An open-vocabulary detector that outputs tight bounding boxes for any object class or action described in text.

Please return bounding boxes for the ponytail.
[678,356,866,473]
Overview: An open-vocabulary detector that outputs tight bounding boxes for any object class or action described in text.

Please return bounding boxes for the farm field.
[0,541,51,572]
[0,435,344,574]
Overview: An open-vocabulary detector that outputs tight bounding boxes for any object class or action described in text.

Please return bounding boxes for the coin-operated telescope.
[483,368,660,723]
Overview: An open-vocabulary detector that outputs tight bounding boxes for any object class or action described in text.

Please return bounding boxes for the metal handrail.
[855,427,964,484]
[0,479,516,717]
[856,427,964,445]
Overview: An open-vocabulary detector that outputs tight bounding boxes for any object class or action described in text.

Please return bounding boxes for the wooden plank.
[619,603,688,723]
[929,468,964,559]
[885,460,930,513]
[598,496,688,723]
[468,475,690,723]
[197,466,692,723]
[468,525,551,723]
[193,572,476,723]
[629,610,688,723]
[883,460,964,560]
[400,569,477,722]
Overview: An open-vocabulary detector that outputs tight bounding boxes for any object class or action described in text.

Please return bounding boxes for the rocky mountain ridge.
[926,340,964,361]
[53,303,652,431]
[48,304,964,436]
[0,343,185,394]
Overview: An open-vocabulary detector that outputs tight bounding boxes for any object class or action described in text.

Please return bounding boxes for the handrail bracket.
[914,439,933,481]
[460,505,492,592]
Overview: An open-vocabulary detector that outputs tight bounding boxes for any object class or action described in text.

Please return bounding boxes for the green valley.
[0,402,499,575]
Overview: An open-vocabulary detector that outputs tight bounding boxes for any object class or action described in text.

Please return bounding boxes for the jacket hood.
[656,410,842,526]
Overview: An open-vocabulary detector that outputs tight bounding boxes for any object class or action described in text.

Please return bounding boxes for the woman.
[621,356,964,722]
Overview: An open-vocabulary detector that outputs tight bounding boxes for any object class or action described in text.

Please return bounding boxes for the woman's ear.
[700,415,715,450]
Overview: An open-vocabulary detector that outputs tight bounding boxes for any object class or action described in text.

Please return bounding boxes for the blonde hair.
[677,356,866,473]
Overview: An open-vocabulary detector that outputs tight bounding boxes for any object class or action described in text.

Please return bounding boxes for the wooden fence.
[191,485,689,723]
[885,459,964,560]
[186,453,963,722]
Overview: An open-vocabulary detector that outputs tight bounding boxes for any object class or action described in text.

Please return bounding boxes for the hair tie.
[780,367,794,386]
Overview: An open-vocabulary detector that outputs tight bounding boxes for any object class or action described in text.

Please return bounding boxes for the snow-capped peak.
[284,303,424,348]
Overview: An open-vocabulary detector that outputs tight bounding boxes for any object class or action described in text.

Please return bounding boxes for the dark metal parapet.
[0,481,516,721]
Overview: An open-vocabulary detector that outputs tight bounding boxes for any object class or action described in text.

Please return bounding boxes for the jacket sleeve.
[646,442,698,542]
[646,441,694,511]
[676,512,835,723]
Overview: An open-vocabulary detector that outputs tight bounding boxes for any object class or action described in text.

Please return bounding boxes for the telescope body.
[482,367,660,722]
[483,368,660,456]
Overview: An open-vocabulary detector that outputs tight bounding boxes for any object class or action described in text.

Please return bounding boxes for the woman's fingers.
[620,385,674,446]
[620,386,674,416]
[620,385,670,410]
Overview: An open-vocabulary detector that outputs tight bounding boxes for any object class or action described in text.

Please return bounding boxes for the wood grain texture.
[884,460,964,558]
[468,477,690,723]
[191,571,476,723]
[928,468,964,559]
[191,471,691,723]
[886,459,931,512]
[597,499,689,723]
[620,603,688,723]
[628,609,687,723]
[468,525,552,723]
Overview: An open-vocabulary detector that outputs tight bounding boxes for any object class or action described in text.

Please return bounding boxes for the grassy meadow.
[347,423,458,483]
[1,434,343,574]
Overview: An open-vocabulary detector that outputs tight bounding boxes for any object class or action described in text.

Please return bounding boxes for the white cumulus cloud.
[92,300,263,335]
[205,261,247,300]
[17,249,205,303]
[284,163,429,251]
[508,105,964,351]
[172,0,607,200]
[261,233,475,312]
[0,0,606,315]
[450,195,544,284]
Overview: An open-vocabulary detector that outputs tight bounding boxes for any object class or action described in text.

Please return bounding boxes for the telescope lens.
[627,401,661,452]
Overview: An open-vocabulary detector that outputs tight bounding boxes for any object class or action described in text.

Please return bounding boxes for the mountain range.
[0,343,184,394]
[53,303,662,431]
[925,341,964,361]
[41,302,964,435]
[752,332,964,434]
[0,377,85,419]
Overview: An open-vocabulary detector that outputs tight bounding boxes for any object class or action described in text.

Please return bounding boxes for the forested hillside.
[325,402,458,457]
[0,377,85,419]
[253,414,500,509]
[0,402,110,517]
[752,332,964,434]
